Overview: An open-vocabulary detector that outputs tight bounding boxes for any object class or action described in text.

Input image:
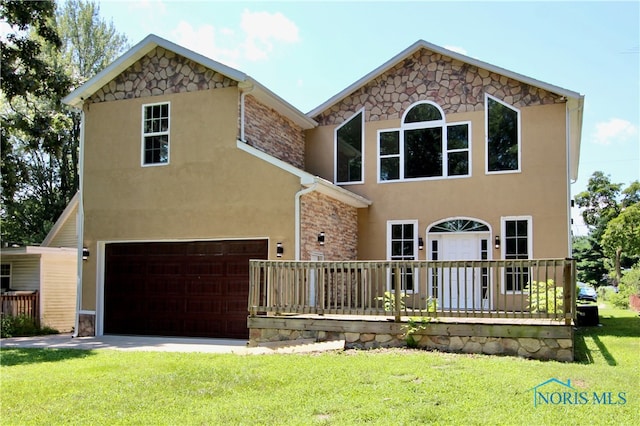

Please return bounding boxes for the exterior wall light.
[276,242,283,258]
[82,247,90,260]
[418,237,424,251]
[318,232,325,245]
[494,236,501,250]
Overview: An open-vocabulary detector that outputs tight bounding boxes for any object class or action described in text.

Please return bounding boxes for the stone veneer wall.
[88,47,238,103]
[243,95,306,169]
[313,48,565,126]
[248,318,574,362]
[300,191,358,260]
[77,313,95,337]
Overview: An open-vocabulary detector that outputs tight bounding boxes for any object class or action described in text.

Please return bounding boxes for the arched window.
[378,101,470,182]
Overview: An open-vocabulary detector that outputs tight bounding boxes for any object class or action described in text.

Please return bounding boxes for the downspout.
[295,182,318,261]
[566,103,572,258]
[566,101,583,258]
[239,83,255,142]
[73,108,86,338]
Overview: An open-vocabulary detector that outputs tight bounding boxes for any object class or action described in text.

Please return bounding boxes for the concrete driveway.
[0,334,345,354]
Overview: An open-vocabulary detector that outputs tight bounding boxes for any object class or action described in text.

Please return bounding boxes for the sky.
[94,1,639,234]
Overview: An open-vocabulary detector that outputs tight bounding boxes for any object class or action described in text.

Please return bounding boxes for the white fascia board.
[308,40,584,117]
[246,79,317,130]
[307,178,372,208]
[63,34,247,108]
[567,95,585,181]
[236,140,371,208]
[0,246,76,255]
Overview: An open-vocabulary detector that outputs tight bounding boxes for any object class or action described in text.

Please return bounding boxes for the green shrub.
[609,265,640,309]
[375,291,406,312]
[0,315,59,338]
[525,279,564,314]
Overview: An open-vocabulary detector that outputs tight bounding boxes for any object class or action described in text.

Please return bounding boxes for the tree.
[1,0,128,245]
[573,171,640,285]
[0,0,65,101]
[601,203,640,283]
[575,171,622,238]
[573,235,608,286]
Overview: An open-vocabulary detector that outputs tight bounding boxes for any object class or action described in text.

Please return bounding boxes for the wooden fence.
[0,291,40,327]
[249,259,576,323]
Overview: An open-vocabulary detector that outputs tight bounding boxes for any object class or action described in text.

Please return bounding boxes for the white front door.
[439,234,486,310]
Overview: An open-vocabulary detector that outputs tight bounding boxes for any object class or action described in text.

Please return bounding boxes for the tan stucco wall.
[306,102,569,262]
[81,86,302,310]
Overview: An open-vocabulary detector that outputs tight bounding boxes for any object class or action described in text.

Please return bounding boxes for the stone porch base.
[248,315,574,362]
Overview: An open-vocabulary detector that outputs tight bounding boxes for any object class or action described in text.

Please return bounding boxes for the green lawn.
[1,305,638,425]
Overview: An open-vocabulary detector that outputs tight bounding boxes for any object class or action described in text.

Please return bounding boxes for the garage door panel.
[104,240,267,338]
[186,261,223,276]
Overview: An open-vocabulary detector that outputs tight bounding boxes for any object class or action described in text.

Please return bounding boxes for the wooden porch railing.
[0,291,40,327]
[249,259,576,323]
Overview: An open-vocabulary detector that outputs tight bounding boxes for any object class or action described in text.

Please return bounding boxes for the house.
[63,35,583,360]
[0,193,79,332]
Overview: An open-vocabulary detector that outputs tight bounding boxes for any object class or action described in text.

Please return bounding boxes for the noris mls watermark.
[529,378,627,407]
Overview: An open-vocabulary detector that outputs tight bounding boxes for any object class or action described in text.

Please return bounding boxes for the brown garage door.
[104,240,267,339]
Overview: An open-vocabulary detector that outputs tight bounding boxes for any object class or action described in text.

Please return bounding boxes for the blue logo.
[529,378,627,407]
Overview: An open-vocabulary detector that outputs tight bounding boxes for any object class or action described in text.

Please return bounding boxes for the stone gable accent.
[88,47,238,103]
[313,48,565,126]
[244,95,305,169]
[300,191,358,261]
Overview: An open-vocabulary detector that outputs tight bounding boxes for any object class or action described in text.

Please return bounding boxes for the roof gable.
[41,192,79,248]
[308,39,584,181]
[309,40,582,118]
[63,34,315,129]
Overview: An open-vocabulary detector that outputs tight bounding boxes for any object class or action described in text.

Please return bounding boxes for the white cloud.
[593,118,639,145]
[444,45,468,55]
[240,9,300,61]
[171,21,241,68]
[169,9,299,67]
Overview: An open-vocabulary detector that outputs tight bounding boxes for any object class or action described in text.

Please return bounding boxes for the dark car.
[577,282,597,303]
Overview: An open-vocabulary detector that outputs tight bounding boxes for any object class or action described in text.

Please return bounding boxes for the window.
[142,102,170,166]
[502,217,532,292]
[335,109,364,184]
[378,101,470,182]
[1,264,11,291]
[486,94,520,173]
[387,221,417,292]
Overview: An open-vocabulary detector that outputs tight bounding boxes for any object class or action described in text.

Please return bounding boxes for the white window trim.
[500,215,533,294]
[0,263,11,290]
[334,108,365,185]
[386,220,419,294]
[445,121,472,179]
[377,101,471,183]
[485,93,521,175]
[141,101,171,167]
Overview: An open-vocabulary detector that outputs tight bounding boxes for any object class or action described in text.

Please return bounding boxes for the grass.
[1,304,638,425]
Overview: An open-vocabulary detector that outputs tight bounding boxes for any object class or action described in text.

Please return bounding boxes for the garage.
[103,240,268,339]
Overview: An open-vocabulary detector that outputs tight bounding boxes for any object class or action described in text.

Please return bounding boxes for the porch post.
[394,265,401,322]
[563,258,574,326]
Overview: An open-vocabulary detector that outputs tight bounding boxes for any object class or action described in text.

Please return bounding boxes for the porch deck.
[248,259,576,361]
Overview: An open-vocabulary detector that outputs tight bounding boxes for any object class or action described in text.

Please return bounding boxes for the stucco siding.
[81,87,302,310]
[307,97,569,262]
